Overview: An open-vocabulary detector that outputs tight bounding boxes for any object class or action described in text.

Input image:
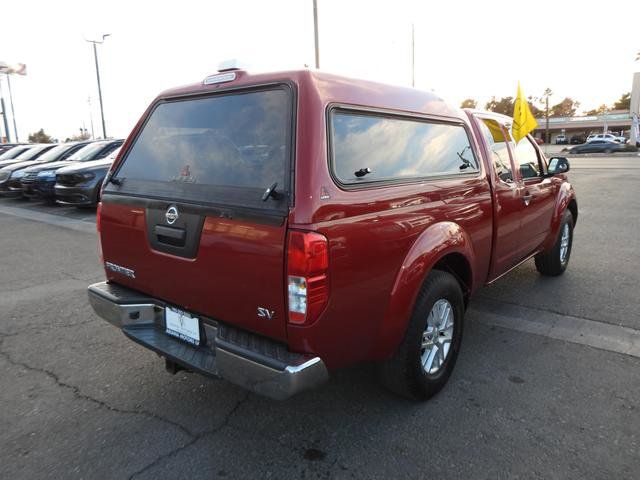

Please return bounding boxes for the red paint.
[99,69,577,371]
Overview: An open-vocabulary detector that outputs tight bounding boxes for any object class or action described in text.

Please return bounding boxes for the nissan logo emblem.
[165,205,179,225]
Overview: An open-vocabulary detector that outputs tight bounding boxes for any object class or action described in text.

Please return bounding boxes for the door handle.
[523,193,533,206]
[154,224,186,247]
[155,225,186,240]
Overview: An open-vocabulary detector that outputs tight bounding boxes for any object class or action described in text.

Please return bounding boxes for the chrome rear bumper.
[87,281,328,400]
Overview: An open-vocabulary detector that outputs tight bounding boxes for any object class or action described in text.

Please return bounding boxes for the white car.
[587,133,621,143]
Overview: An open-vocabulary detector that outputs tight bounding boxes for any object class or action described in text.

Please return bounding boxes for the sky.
[0,0,638,142]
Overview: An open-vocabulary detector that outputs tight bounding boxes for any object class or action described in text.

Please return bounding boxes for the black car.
[21,140,123,202]
[0,142,93,198]
[55,145,122,207]
[570,135,586,144]
[568,140,637,154]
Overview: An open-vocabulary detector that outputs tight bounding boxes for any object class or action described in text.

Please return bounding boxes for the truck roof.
[156,68,466,123]
[464,108,514,124]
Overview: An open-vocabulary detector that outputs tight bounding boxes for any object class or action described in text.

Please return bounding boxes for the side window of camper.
[330,110,479,185]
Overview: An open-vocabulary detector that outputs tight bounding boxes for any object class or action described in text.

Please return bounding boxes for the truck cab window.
[477,118,513,183]
[512,137,541,179]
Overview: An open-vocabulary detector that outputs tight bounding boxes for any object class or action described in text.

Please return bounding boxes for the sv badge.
[257,307,275,320]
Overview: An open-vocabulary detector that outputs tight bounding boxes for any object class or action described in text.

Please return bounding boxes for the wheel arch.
[543,183,578,251]
[374,221,475,360]
[567,198,578,225]
[432,252,473,308]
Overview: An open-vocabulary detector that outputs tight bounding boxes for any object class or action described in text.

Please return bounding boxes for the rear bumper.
[87,281,328,400]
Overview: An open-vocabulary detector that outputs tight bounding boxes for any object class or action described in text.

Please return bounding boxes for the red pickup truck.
[88,68,577,400]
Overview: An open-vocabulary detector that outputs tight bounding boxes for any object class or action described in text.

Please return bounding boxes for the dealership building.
[533,72,640,144]
[531,110,633,143]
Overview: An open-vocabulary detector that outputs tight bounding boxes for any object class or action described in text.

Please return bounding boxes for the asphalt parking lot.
[1,154,639,479]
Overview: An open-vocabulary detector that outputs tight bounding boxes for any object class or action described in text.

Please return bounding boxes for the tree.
[460,98,477,109]
[28,129,54,143]
[613,92,631,111]
[527,96,544,117]
[65,128,91,142]
[550,97,580,117]
[584,104,608,116]
[484,96,514,116]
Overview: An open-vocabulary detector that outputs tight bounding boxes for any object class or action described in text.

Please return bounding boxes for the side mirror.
[548,157,570,175]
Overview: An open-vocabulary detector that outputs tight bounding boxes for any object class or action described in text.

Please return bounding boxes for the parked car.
[0,144,32,162]
[569,140,635,154]
[0,143,57,170]
[0,143,26,155]
[588,133,620,143]
[555,134,568,144]
[0,144,60,194]
[22,139,123,202]
[87,68,577,401]
[570,135,585,144]
[56,145,122,207]
[0,142,93,198]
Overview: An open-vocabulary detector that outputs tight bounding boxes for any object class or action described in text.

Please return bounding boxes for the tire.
[380,270,464,400]
[535,209,574,276]
[604,148,613,154]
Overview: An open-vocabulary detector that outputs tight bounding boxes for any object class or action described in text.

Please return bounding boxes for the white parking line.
[0,205,96,234]
[470,299,640,359]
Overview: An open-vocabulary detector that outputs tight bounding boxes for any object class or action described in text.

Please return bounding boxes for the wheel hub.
[560,223,570,264]
[420,299,454,375]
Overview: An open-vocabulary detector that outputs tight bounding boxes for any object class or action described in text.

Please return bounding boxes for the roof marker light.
[203,72,236,85]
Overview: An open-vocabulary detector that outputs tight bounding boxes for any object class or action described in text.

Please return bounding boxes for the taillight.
[96,202,103,262]
[287,230,329,326]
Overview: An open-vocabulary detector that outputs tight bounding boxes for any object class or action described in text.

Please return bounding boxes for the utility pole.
[6,74,18,142]
[313,0,320,69]
[543,88,552,144]
[0,78,10,143]
[86,34,110,139]
[411,23,415,87]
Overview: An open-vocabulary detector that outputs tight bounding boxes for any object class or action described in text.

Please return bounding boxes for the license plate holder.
[165,307,200,346]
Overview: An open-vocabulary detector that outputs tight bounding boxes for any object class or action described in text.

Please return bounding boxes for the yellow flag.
[512,82,538,143]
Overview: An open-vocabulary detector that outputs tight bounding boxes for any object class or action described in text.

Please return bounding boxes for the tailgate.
[99,85,294,342]
[100,201,288,341]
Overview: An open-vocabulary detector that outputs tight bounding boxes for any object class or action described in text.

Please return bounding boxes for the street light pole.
[86,34,110,139]
[6,74,19,142]
[0,78,9,143]
[313,0,320,69]
[543,88,552,144]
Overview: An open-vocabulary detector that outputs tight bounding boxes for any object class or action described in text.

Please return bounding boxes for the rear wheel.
[380,270,464,400]
[535,209,574,276]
